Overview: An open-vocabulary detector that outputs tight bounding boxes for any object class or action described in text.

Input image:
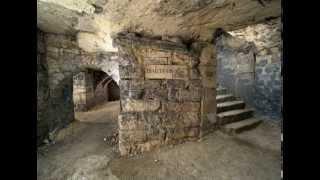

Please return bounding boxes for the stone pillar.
[73,70,95,111]
[198,45,217,137]
[114,34,217,155]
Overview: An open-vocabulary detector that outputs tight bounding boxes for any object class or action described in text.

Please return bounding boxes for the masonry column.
[197,43,217,137]
[114,34,217,156]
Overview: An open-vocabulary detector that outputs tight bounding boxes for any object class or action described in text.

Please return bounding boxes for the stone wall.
[114,34,217,155]
[73,70,95,111]
[45,32,121,120]
[215,32,256,105]
[37,30,51,145]
[215,18,282,120]
[37,32,123,144]
[45,33,121,91]
[73,69,119,111]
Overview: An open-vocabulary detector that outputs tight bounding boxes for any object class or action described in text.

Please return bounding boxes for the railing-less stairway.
[216,86,262,134]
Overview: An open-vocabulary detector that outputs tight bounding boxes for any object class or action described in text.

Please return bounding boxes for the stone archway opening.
[73,68,120,112]
[213,18,282,121]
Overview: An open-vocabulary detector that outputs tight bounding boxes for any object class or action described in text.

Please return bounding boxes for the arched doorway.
[73,68,120,112]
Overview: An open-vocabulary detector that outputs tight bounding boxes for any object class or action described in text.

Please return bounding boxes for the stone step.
[221,118,262,134]
[217,87,228,95]
[217,100,245,113]
[217,109,254,125]
[216,94,236,103]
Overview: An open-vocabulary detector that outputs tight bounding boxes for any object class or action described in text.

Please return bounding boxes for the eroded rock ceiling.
[37,0,281,52]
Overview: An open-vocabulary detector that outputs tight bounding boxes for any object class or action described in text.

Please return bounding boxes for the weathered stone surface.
[190,68,201,80]
[172,52,194,66]
[121,89,144,100]
[38,0,280,53]
[217,109,254,125]
[166,80,186,89]
[119,140,162,156]
[119,113,140,130]
[199,66,216,78]
[201,78,216,88]
[199,66,216,88]
[144,57,169,65]
[216,94,235,103]
[253,60,281,119]
[185,127,200,137]
[200,87,217,136]
[143,88,168,101]
[168,88,180,102]
[199,45,216,66]
[122,99,161,112]
[115,36,216,155]
[222,118,262,134]
[187,80,202,89]
[144,80,162,89]
[181,113,201,128]
[164,102,200,112]
[145,65,188,80]
[37,32,51,145]
[119,79,144,90]
[143,49,172,58]
[216,19,281,119]
[38,31,46,53]
[235,53,255,74]
[119,130,147,143]
[217,100,245,113]
[180,88,202,102]
[73,70,96,112]
[159,112,178,127]
[119,65,144,79]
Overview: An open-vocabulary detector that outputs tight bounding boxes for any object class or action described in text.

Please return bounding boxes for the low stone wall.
[114,34,217,155]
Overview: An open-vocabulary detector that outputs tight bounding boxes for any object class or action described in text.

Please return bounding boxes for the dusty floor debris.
[37,101,280,180]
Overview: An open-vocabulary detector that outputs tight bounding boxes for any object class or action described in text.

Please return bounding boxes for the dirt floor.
[37,100,281,180]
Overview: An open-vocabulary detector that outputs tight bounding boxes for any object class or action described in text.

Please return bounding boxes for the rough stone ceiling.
[37,0,281,52]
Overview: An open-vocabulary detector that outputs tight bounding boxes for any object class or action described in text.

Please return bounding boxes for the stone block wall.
[37,32,123,145]
[44,33,120,124]
[216,18,282,120]
[73,70,95,111]
[37,30,51,145]
[215,33,256,105]
[253,58,281,119]
[114,34,216,155]
[44,33,121,91]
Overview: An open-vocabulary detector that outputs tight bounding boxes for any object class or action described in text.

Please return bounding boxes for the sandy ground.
[37,101,281,180]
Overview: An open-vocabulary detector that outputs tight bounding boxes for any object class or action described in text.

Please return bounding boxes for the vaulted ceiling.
[37,0,281,52]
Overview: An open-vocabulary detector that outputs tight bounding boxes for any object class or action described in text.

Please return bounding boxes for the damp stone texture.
[73,70,95,111]
[37,30,51,145]
[38,32,122,144]
[216,18,281,120]
[114,34,217,156]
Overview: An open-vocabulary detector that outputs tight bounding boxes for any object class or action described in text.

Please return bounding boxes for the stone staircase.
[216,86,262,134]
